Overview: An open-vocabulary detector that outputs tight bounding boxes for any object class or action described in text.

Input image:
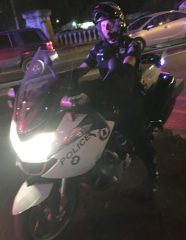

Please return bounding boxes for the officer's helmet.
[92,1,127,32]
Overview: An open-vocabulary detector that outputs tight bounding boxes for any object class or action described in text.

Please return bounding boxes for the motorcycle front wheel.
[13,181,77,240]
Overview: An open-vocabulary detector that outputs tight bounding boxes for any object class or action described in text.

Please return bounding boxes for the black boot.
[149,169,159,193]
[113,131,133,169]
[145,158,160,198]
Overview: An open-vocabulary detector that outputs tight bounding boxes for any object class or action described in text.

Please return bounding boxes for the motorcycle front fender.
[12,181,53,215]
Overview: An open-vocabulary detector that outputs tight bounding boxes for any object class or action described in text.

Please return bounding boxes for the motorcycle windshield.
[13,49,59,136]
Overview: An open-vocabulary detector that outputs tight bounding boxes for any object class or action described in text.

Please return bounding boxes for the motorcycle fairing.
[140,63,161,90]
[43,118,115,178]
[12,181,53,215]
[145,72,176,123]
[13,49,57,137]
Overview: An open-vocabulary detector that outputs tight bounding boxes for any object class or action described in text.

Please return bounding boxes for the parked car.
[0,28,58,72]
[126,10,186,50]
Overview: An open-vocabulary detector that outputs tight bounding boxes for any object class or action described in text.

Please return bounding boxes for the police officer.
[70,2,159,197]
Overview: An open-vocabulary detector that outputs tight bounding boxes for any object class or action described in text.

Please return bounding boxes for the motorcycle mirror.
[7,88,16,109]
[141,53,162,67]
[7,88,15,99]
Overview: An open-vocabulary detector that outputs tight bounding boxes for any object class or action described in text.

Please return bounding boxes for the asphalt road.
[0,96,186,240]
[0,42,186,240]
[162,49,186,137]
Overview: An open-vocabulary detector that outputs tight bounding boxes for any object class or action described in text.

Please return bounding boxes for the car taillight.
[23,51,31,56]
[46,41,54,51]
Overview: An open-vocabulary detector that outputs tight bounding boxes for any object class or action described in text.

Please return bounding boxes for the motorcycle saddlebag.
[145,72,176,124]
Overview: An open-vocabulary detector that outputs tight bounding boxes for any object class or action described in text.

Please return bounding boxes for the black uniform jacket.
[84,35,141,79]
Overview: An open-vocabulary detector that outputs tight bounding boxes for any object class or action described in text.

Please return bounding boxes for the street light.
[10,0,20,29]
[72,21,77,28]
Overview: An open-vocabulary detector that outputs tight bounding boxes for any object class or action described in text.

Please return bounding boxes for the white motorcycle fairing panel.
[140,63,161,90]
[43,119,115,179]
[12,181,53,215]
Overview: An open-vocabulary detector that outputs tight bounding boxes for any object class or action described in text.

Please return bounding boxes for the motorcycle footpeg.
[103,150,120,163]
[148,120,163,131]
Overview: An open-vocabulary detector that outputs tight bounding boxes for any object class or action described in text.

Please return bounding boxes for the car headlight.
[160,57,165,66]
[10,121,55,163]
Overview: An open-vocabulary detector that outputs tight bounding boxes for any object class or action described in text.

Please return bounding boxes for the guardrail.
[56,28,99,46]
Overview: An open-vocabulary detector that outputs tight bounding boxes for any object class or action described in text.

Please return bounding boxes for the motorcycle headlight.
[10,121,55,163]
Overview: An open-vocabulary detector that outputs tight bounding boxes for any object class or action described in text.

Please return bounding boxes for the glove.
[60,93,90,108]
[103,57,122,81]
[71,93,90,105]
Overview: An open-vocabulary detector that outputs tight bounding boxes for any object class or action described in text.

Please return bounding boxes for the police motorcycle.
[8,48,178,240]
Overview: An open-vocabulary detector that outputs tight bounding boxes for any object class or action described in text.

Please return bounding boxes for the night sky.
[0,0,180,30]
[15,0,178,23]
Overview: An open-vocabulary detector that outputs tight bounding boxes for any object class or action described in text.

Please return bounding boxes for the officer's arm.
[65,45,97,89]
[123,38,141,67]
[72,45,96,80]
[66,61,90,88]
[74,62,91,79]
[123,55,136,66]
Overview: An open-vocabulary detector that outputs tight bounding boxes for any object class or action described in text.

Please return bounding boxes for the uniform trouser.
[116,75,157,182]
[118,104,157,181]
[79,66,157,181]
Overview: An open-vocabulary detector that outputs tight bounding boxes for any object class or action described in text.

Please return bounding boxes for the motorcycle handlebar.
[60,93,90,110]
[60,96,77,110]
